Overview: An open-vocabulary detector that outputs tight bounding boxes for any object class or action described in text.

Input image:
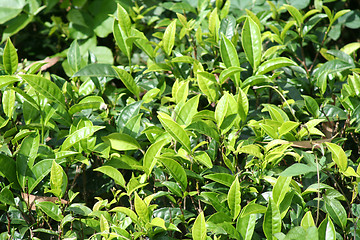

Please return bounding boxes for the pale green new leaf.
[102,132,141,151]
[143,139,167,176]
[256,57,297,75]
[21,74,66,109]
[162,20,177,56]
[0,76,19,88]
[2,89,15,118]
[273,176,292,206]
[50,160,68,199]
[62,126,104,151]
[284,4,303,26]
[197,71,219,103]
[325,142,348,172]
[176,95,200,126]
[263,198,281,240]
[117,3,131,36]
[237,214,256,240]
[228,176,241,220]
[301,211,315,230]
[3,38,18,75]
[68,40,81,72]
[194,151,213,169]
[134,192,150,223]
[192,211,206,240]
[237,88,249,123]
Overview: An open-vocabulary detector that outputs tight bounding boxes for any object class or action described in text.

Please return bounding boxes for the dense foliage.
[1,0,360,239]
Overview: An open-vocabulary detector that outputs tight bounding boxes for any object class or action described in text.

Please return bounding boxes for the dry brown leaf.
[290,138,333,149]
[21,192,68,211]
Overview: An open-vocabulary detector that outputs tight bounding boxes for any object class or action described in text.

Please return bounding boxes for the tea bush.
[1,0,360,239]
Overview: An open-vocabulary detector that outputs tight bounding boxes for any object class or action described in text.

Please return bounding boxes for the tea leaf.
[3,38,18,75]
[158,112,191,153]
[242,17,261,72]
[94,166,126,188]
[228,175,241,220]
[192,211,206,240]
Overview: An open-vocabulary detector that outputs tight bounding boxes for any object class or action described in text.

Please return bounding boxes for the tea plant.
[1,0,360,239]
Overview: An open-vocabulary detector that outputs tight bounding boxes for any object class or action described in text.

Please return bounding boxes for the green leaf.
[0,154,20,189]
[158,112,191,153]
[237,88,249,123]
[197,71,220,103]
[102,132,141,151]
[68,40,81,72]
[237,214,256,240]
[162,20,177,56]
[0,76,19,88]
[242,17,262,72]
[28,159,52,193]
[158,156,187,191]
[280,163,317,177]
[50,160,68,199]
[62,126,104,151]
[318,215,336,240]
[192,211,206,240]
[325,142,348,172]
[0,188,15,206]
[69,96,105,116]
[3,38,18,75]
[143,139,167,176]
[262,104,289,123]
[100,214,109,233]
[324,197,347,230]
[194,151,213,169]
[113,20,131,57]
[132,28,155,60]
[36,201,63,222]
[303,95,320,118]
[215,93,229,128]
[240,202,267,217]
[110,207,138,223]
[228,175,241,220]
[279,121,300,137]
[209,8,220,42]
[16,133,39,190]
[349,73,360,96]
[273,176,291,206]
[256,57,297,75]
[21,74,66,109]
[176,95,200,126]
[186,121,219,142]
[2,89,15,118]
[220,34,240,86]
[112,67,140,99]
[263,198,281,240]
[284,4,303,27]
[204,173,234,187]
[73,63,117,78]
[0,0,26,24]
[301,211,315,230]
[134,192,150,223]
[116,3,131,36]
[94,165,125,188]
[219,66,245,85]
